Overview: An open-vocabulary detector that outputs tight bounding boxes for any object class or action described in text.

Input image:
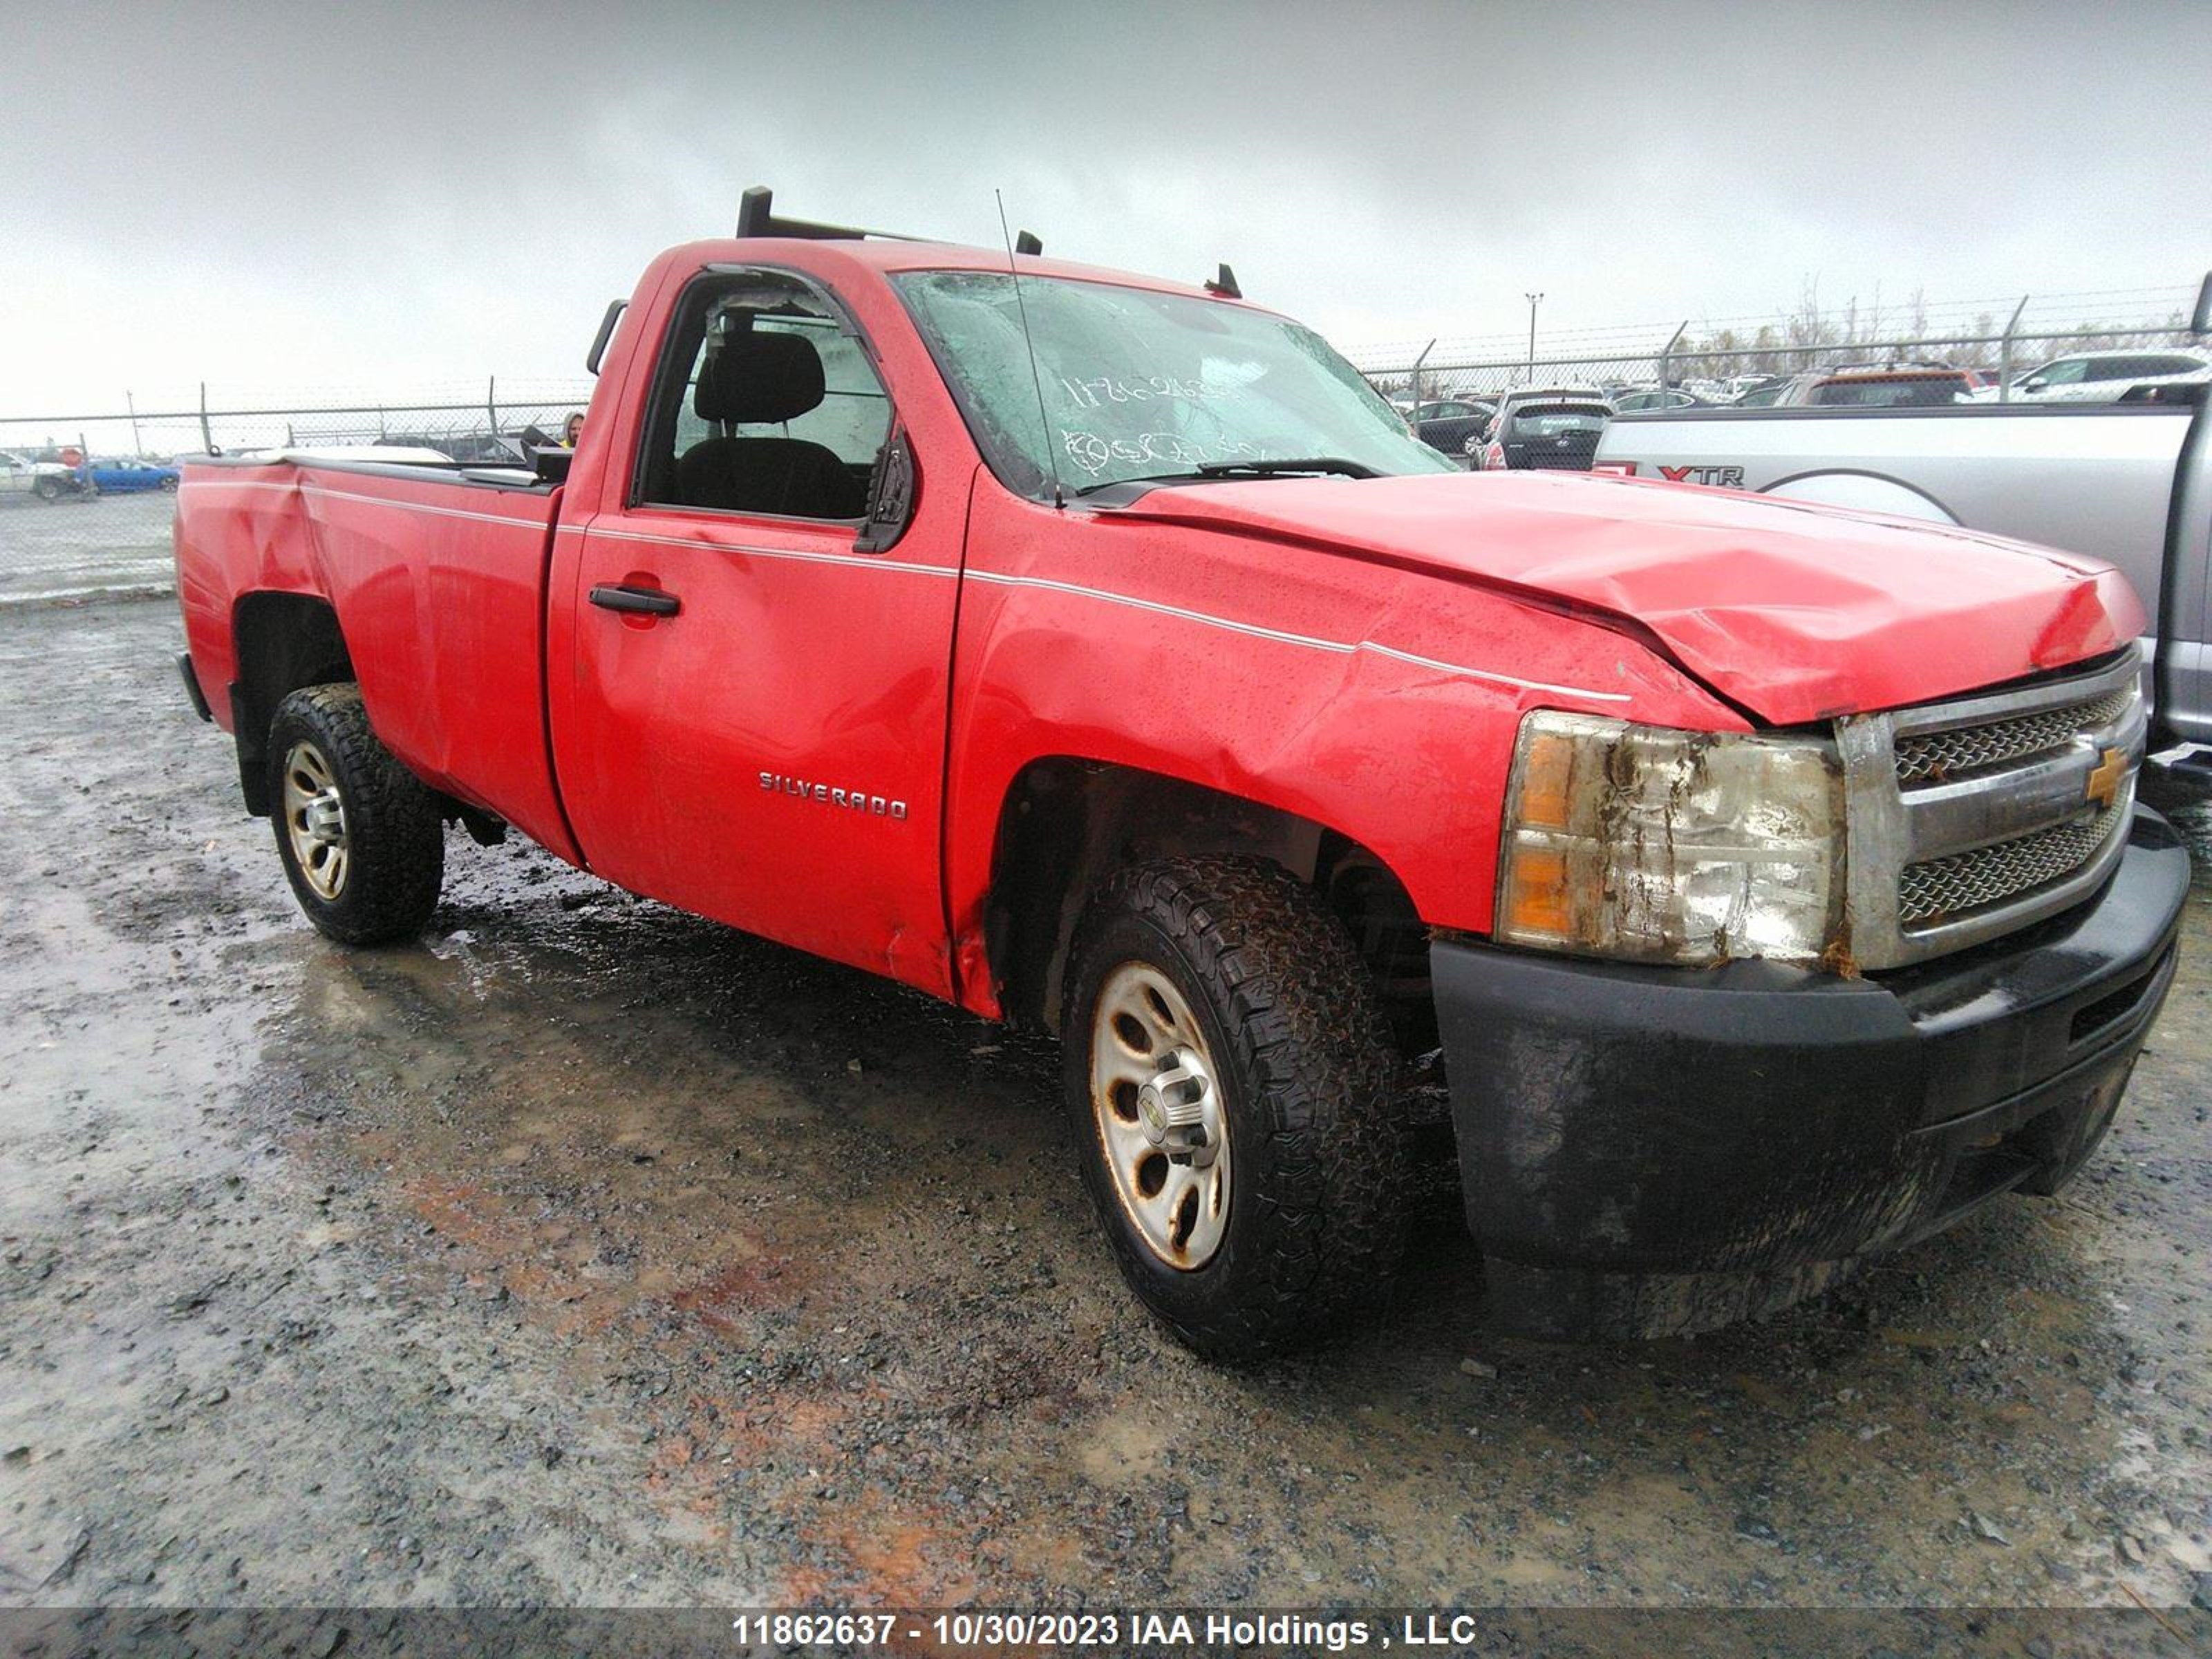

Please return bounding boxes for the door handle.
[589,583,680,618]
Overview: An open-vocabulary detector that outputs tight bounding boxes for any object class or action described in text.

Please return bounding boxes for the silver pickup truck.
[1595,382,2212,764]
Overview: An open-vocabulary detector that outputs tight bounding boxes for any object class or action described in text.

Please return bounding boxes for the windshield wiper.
[1070,457,1380,499]
[1193,457,1378,479]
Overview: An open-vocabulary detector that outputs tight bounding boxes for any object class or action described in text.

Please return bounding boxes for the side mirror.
[857,427,917,554]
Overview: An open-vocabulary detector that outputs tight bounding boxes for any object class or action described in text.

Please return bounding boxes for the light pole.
[1525,292,1544,382]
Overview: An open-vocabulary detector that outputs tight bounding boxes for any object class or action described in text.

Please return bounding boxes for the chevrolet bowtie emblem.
[2085,747,2127,810]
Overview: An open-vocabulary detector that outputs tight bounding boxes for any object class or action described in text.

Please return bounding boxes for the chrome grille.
[1897,803,2128,926]
[1837,647,2146,970]
[1894,686,2137,785]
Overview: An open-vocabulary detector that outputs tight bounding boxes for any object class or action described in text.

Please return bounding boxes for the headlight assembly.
[1495,711,1844,966]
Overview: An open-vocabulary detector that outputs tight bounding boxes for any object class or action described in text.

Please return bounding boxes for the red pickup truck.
[174,191,2186,1356]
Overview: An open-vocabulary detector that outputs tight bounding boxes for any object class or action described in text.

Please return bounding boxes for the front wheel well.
[983,760,1432,1045]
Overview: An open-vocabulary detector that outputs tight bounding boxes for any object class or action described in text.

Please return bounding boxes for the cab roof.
[689,185,1250,306]
[663,232,1246,310]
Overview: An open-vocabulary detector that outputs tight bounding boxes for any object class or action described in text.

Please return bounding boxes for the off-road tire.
[1062,857,1409,1360]
[266,684,443,944]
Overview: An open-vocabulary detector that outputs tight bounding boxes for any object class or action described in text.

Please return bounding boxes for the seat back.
[674,328,865,518]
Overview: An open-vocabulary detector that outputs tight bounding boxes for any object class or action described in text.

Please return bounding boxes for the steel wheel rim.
[281,739,350,901]
[1089,961,1231,1271]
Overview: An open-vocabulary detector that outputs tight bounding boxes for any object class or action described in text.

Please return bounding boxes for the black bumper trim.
[1433,807,2188,1338]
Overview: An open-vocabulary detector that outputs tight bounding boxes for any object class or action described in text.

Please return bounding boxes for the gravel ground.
[1,599,2209,1636]
[0,494,174,603]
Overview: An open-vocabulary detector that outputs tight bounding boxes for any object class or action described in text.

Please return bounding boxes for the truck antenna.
[995,190,1065,510]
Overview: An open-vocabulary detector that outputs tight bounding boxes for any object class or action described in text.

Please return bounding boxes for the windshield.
[893,271,1454,496]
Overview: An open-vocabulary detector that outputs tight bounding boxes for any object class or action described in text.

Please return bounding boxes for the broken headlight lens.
[1495,711,1844,966]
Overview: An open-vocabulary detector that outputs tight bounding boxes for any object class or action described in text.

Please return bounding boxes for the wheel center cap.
[305,793,345,843]
[1137,1085,1168,1144]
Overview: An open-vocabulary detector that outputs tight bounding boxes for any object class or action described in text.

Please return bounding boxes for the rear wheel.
[266,684,444,944]
[1062,857,1409,1360]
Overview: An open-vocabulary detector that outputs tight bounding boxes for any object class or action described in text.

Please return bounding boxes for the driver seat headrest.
[694,329,827,425]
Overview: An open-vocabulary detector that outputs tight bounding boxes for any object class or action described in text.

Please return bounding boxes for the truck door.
[548,267,963,997]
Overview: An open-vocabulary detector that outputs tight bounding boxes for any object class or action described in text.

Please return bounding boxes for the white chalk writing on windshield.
[1058,375,1236,409]
[1061,430,1270,477]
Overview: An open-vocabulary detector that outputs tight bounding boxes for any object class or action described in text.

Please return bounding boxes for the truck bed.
[174,454,576,859]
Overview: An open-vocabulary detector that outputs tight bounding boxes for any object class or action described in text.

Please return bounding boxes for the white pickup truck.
[0,451,87,502]
[1594,284,2212,765]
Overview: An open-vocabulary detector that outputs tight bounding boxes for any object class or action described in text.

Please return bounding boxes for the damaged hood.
[1109,471,2144,724]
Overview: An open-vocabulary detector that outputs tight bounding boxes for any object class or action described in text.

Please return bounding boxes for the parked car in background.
[1770,365,1976,406]
[1731,375,1793,406]
[1408,397,1495,458]
[1612,386,1705,413]
[1970,349,2211,404]
[88,456,181,494]
[1471,387,1613,471]
[0,449,90,501]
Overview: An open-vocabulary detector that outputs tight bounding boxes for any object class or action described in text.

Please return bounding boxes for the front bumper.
[1433,805,2188,1340]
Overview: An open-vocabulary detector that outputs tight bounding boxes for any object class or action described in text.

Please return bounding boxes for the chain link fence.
[0,381,594,604]
[3,282,2200,603]
[1353,283,2204,416]
[1360,324,2202,413]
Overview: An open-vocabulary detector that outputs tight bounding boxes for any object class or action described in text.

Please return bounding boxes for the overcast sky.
[4,0,2206,415]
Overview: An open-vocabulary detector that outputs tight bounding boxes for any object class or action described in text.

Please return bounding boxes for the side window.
[2037,359,2090,385]
[637,272,893,521]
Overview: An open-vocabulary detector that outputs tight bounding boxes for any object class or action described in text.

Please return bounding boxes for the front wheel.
[1062,858,1409,1360]
[266,684,444,944]
[32,477,61,502]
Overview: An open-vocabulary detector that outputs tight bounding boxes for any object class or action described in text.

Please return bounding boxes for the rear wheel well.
[984,760,1432,1048]
[230,592,355,815]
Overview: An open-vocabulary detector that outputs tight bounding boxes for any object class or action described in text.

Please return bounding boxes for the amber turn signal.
[1513,729,1576,830]
[1501,845,1573,938]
